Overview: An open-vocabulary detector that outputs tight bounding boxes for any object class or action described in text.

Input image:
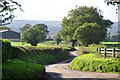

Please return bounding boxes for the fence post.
[97,48,99,53]
[112,48,115,58]
[104,48,106,58]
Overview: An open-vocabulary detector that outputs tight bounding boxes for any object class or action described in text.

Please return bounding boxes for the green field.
[101,42,120,45]
[11,42,56,47]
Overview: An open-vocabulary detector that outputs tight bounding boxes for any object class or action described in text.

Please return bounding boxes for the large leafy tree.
[21,27,47,46]
[74,23,106,46]
[21,23,49,46]
[0,0,22,26]
[60,6,113,46]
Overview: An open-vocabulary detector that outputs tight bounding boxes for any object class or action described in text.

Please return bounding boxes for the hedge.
[70,54,120,73]
[0,39,13,62]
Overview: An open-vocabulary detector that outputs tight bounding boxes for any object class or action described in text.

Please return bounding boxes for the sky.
[13,0,118,22]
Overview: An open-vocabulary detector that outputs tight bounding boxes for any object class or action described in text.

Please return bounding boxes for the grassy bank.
[70,54,120,73]
[2,60,45,79]
[3,41,73,79]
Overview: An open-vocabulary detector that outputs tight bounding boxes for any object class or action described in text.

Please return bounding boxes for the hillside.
[7,20,62,37]
[6,20,118,37]
[107,22,118,34]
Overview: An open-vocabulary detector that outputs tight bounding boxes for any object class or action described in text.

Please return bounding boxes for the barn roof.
[0,30,20,33]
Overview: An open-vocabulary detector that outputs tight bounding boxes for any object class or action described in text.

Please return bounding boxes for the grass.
[101,42,120,45]
[20,53,70,64]
[70,53,120,73]
[4,42,73,78]
[2,60,45,79]
[78,44,106,55]
[11,42,56,47]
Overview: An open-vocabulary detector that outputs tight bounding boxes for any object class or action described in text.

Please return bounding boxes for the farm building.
[0,30,20,41]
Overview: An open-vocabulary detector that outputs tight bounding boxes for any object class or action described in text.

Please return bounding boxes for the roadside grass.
[2,60,45,79]
[4,41,74,79]
[20,53,70,64]
[78,44,106,55]
[70,53,120,73]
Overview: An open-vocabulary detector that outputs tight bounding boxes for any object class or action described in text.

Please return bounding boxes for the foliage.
[0,39,12,62]
[105,0,120,6]
[59,6,113,42]
[0,26,10,30]
[0,0,22,26]
[51,33,62,45]
[21,27,47,46]
[70,54,120,73]
[74,23,106,46]
[32,24,49,35]
[2,60,45,79]
[19,24,31,33]
[78,44,106,55]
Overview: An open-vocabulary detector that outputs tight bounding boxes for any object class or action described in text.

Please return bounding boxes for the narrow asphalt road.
[45,50,119,79]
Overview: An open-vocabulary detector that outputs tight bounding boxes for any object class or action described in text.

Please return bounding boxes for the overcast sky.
[14,0,118,22]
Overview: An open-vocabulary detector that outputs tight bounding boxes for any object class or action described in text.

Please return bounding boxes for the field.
[101,42,120,45]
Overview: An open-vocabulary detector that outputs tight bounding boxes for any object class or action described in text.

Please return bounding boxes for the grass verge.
[2,60,45,79]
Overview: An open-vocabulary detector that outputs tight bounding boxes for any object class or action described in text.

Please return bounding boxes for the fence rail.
[97,48,120,58]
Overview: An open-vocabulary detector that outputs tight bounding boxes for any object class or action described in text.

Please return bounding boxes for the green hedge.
[70,54,120,73]
[0,39,13,62]
[12,46,70,64]
[2,60,45,79]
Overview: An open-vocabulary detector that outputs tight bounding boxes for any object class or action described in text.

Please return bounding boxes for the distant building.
[0,30,20,41]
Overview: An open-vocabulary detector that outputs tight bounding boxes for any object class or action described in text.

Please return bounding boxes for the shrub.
[70,54,120,73]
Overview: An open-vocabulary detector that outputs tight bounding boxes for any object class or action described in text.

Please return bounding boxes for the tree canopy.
[19,24,32,33]
[74,23,106,46]
[59,6,113,46]
[21,27,47,46]
[21,23,49,46]
[0,0,22,26]
[60,6,113,41]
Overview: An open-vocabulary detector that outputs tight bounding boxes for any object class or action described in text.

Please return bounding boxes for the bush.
[70,54,120,73]
[2,60,45,79]
[0,39,12,62]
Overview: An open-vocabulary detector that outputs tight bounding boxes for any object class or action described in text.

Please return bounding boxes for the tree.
[59,6,113,46]
[74,23,106,46]
[105,0,120,13]
[0,26,10,30]
[105,0,120,6]
[0,0,22,26]
[51,33,61,45]
[19,24,31,33]
[21,27,47,46]
[32,24,49,35]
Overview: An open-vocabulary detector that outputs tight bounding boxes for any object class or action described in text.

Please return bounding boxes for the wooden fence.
[97,48,120,58]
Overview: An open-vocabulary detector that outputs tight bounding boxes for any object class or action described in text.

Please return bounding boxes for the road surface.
[45,51,119,79]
